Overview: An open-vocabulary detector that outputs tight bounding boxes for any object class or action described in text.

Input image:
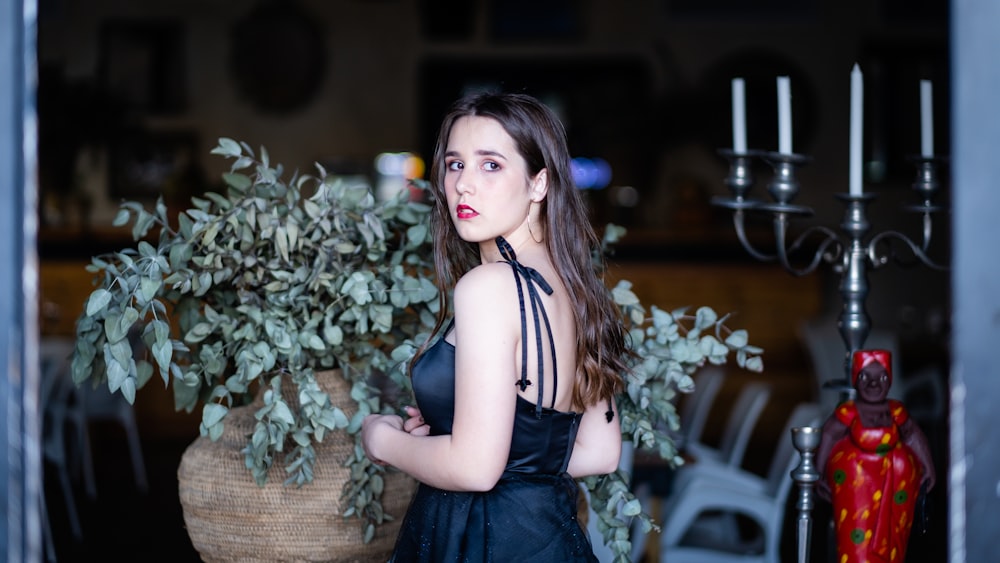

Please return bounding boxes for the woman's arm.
[361,264,520,491]
[566,398,621,478]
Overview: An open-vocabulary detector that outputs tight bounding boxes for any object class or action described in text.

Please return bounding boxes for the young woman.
[815,349,936,563]
[360,92,632,561]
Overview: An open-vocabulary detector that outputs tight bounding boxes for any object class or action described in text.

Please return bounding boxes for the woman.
[360,91,632,561]
[815,349,936,563]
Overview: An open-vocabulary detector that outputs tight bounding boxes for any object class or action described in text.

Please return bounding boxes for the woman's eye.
[483,161,500,171]
[446,160,463,171]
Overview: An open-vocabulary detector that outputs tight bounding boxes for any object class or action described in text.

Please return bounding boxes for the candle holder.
[712,147,949,562]
[713,147,948,359]
[791,426,821,563]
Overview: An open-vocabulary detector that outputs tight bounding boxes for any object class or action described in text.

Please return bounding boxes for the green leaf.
[106,357,128,394]
[621,498,642,517]
[85,289,112,316]
[139,277,161,304]
[185,322,213,343]
[611,282,639,306]
[306,334,325,350]
[202,403,229,427]
[270,400,295,426]
[212,137,243,157]
[323,324,343,346]
[120,376,137,404]
[201,222,221,248]
[406,223,428,246]
[694,306,718,330]
[363,523,375,544]
[112,208,131,227]
[725,329,748,348]
[152,338,172,376]
[135,360,154,388]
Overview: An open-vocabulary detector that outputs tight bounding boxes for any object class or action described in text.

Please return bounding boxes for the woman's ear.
[530,169,549,202]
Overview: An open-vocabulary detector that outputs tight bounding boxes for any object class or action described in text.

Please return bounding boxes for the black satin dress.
[389,238,597,562]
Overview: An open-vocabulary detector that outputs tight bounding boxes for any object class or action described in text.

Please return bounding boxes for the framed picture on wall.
[98,20,186,114]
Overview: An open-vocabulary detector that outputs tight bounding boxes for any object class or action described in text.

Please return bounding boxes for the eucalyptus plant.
[71,138,439,540]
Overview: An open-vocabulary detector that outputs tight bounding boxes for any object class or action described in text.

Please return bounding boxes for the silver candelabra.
[712,148,948,563]
[713,148,948,382]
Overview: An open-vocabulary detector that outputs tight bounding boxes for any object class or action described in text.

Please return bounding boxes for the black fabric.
[390,237,596,562]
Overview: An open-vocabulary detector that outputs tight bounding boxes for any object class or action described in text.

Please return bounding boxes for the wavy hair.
[416,91,631,408]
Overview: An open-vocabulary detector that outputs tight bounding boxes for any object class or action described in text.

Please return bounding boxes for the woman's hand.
[361,413,403,466]
[402,406,431,436]
[361,407,430,466]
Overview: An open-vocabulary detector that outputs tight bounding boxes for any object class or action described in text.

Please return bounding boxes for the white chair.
[669,381,773,499]
[683,380,772,466]
[657,402,823,563]
[625,366,729,561]
[673,366,726,451]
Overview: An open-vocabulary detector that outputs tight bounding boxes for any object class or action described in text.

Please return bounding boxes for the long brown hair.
[417,91,631,408]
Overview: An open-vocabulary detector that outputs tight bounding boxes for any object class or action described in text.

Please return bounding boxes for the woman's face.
[855,361,891,403]
[442,115,541,248]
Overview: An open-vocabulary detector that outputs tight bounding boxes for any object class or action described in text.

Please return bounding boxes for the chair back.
[716,381,772,467]
[678,366,725,447]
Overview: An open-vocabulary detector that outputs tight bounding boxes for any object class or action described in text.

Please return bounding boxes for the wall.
[38,1,948,217]
[37,0,951,375]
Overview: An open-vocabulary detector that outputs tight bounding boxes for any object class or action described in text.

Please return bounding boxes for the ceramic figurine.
[815,349,936,562]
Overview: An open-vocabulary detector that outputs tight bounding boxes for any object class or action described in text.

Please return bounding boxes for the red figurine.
[815,349,936,562]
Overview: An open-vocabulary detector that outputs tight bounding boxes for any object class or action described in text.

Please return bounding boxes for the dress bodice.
[412,337,582,477]
[410,237,582,477]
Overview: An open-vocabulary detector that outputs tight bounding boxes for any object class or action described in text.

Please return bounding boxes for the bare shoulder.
[453,262,522,345]
[455,262,517,301]
[452,262,524,329]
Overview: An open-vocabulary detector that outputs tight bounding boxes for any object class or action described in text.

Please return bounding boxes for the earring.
[528,213,543,244]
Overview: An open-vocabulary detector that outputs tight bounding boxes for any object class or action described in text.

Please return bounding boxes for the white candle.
[732,78,747,153]
[921,80,934,157]
[850,64,863,196]
[777,76,792,154]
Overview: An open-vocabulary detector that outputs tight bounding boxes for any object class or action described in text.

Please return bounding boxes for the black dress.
[389,238,598,562]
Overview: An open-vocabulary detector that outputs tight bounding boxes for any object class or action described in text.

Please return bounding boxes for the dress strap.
[496,237,558,418]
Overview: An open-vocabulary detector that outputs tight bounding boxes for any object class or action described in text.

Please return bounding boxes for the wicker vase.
[178,369,416,562]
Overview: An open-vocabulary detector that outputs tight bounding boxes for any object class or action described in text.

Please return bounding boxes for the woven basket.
[178,369,416,562]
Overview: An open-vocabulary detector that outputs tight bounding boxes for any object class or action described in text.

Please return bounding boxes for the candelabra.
[712,148,949,562]
[713,148,947,381]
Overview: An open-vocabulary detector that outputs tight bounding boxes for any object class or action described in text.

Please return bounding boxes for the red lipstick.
[456,204,478,219]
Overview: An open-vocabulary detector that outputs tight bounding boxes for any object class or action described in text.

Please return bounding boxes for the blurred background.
[35,0,951,561]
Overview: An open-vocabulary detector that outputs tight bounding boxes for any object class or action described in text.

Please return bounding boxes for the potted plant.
[71,138,763,562]
[71,137,439,559]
